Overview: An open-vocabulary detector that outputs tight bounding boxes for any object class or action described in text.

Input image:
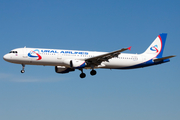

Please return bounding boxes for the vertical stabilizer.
[143,33,167,58]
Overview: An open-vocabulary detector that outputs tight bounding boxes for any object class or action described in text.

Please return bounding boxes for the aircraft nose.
[3,54,9,61]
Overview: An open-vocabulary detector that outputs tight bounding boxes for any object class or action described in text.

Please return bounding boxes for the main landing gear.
[90,70,96,76]
[79,69,97,78]
[21,64,25,73]
[80,69,86,78]
[80,72,86,78]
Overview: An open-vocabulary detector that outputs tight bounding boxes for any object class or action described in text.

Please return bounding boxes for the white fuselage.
[3,47,144,69]
[3,33,174,78]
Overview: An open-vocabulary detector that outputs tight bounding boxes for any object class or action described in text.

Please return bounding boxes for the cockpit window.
[9,51,18,53]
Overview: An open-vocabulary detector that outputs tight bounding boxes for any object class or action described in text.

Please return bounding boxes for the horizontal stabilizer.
[153,55,176,62]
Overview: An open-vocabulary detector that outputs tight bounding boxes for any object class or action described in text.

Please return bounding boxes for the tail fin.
[143,33,167,58]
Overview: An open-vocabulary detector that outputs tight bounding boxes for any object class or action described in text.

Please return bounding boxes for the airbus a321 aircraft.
[3,33,175,78]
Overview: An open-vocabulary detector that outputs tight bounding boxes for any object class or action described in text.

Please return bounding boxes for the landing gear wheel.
[90,70,97,76]
[21,70,25,73]
[80,73,86,78]
[21,64,25,73]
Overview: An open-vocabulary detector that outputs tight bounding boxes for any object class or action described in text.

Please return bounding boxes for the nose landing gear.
[21,64,25,73]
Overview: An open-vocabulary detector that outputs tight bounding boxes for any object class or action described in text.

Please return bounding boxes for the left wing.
[85,47,131,66]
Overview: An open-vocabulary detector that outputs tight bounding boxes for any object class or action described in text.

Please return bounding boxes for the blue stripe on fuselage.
[74,62,86,69]
[119,59,170,69]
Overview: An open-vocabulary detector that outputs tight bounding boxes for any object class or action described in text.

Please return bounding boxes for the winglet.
[127,46,132,51]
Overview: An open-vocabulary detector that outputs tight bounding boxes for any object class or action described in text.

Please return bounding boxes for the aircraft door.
[142,55,146,63]
[23,47,28,58]
[57,53,62,60]
[22,47,32,63]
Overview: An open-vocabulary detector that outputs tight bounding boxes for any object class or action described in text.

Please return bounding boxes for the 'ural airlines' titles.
[40,50,88,55]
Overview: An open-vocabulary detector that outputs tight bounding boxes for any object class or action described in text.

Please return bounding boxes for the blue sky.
[0,0,180,120]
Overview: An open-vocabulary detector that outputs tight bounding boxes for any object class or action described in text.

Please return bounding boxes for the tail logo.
[28,49,42,60]
[150,45,159,53]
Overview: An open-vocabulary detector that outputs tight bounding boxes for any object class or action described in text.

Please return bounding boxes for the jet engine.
[64,59,86,68]
[55,66,75,74]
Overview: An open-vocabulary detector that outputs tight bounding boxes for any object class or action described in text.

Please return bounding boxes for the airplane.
[3,33,175,78]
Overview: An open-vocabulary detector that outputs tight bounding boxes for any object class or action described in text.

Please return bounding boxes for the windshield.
[9,51,18,53]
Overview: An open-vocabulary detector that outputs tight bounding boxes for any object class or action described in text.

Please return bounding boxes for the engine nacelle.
[55,66,75,74]
[64,59,86,69]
